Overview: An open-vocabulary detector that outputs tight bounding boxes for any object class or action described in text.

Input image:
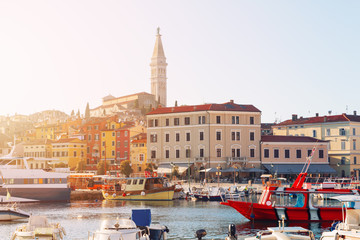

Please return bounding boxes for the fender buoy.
[112,193,116,198]
[141,191,146,196]
[152,172,158,177]
[122,193,126,197]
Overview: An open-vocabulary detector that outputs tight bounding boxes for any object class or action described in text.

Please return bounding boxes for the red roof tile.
[147,102,261,115]
[276,114,360,126]
[261,135,328,143]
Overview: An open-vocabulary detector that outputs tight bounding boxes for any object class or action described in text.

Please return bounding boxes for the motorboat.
[102,177,175,201]
[221,148,360,221]
[320,195,360,240]
[193,187,226,201]
[88,209,169,240]
[10,215,66,240]
[0,202,29,221]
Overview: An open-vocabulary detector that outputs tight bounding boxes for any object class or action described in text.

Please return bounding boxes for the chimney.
[230,100,234,104]
[315,113,319,117]
[354,111,357,116]
[292,114,298,121]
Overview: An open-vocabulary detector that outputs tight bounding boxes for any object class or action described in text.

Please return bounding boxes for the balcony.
[227,157,247,165]
[147,158,159,164]
[194,157,208,164]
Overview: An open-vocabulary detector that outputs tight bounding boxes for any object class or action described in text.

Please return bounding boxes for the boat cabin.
[125,177,168,192]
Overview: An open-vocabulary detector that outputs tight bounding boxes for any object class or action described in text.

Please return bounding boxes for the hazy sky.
[0,1,359,122]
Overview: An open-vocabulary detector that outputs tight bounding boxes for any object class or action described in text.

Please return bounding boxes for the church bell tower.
[150,27,167,107]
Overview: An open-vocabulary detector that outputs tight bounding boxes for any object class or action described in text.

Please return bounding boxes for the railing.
[227,157,247,164]
[147,158,159,164]
[194,157,208,163]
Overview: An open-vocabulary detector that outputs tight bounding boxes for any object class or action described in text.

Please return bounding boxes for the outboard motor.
[228,224,237,240]
[195,229,207,240]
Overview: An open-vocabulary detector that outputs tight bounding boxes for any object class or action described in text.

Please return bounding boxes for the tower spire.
[150,27,167,107]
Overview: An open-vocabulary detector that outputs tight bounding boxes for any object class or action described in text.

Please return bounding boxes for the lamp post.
[188,160,191,190]
[233,166,237,184]
[217,164,221,187]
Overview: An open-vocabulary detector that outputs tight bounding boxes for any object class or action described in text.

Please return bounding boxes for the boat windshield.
[270,193,305,207]
[310,193,342,207]
[100,219,137,230]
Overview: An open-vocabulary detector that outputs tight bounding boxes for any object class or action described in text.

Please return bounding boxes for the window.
[176,133,180,142]
[313,130,317,138]
[250,132,255,141]
[355,156,357,165]
[151,150,156,159]
[341,140,346,150]
[184,117,190,125]
[139,154,144,162]
[166,118,169,126]
[174,118,180,126]
[319,149,324,158]
[87,147,90,154]
[354,140,356,150]
[88,134,92,141]
[232,116,239,124]
[150,134,157,143]
[340,128,346,136]
[274,149,279,158]
[124,131,128,137]
[216,131,221,140]
[154,119,158,127]
[165,133,169,142]
[200,131,204,141]
[264,149,269,158]
[326,129,331,136]
[250,117,254,125]
[148,120,153,127]
[102,133,105,137]
[353,128,356,136]
[231,132,240,141]
[341,157,346,165]
[117,141,120,147]
[307,149,312,157]
[111,150,115,156]
[216,148,222,157]
[285,149,290,158]
[124,151,128,159]
[165,150,169,159]
[198,116,206,124]
[112,141,115,146]
[250,149,255,158]
[200,148,204,157]
[124,141,128,148]
[102,141,105,146]
[176,149,180,158]
[186,132,191,141]
[95,134,99,140]
[186,149,191,158]
[112,132,115,137]
[296,150,302,158]
[216,116,221,124]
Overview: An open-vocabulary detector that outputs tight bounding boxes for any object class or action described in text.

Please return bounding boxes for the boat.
[221,147,360,221]
[88,209,169,240]
[102,177,175,201]
[320,195,360,240]
[193,186,226,201]
[10,215,66,240]
[0,158,71,202]
[0,202,29,221]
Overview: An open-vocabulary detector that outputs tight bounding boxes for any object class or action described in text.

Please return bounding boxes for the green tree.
[76,161,87,172]
[119,160,133,177]
[145,163,157,173]
[85,102,90,120]
[97,160,107,175]
[55,162,67,168]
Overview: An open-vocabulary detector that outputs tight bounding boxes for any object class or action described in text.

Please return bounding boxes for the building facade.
[273,113,360,178]
[146,101,262,174]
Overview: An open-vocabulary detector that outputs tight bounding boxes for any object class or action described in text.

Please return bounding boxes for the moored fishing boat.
[0,202,29,221]
[102,177,175,201]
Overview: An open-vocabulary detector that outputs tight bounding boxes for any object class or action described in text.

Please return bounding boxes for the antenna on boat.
[293,142,318,189]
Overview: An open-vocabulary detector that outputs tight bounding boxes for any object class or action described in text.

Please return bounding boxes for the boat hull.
[221,200,343,221]
[0,186,71,202]
[0,209,29,221]
[103,188,175,201]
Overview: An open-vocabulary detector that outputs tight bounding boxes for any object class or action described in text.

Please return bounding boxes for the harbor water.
[0,199,332,240]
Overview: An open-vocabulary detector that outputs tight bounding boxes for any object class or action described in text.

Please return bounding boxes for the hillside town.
[1,29,358,183]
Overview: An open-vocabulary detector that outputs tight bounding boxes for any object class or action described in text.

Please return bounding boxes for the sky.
[0,1,359,123]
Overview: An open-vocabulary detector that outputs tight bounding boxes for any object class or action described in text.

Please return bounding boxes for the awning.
[263,164,336,174]
[221,167,241,173]
[199,168,219,173]
[240,168,265,173]
[156,163,193,175]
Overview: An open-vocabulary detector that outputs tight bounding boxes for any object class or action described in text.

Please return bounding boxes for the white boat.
[89,209,169,240]
[320,195,360,240]
[242,226,315,240]
[10,215,66,240]
[0,158,71,202]
[0,202,29,221]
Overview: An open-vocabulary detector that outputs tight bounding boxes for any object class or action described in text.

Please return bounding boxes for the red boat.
[221,147,360,221]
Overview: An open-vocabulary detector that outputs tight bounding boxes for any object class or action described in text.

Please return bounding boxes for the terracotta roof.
[131,139,146,144]
[91,103,127,111]
[276,114,360,126]
[52,138,84,144]
[24,139,54,145]
[147,102,261,115]
[261,135,328,143]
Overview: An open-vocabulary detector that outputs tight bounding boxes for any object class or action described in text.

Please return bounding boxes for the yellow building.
[23,139,53,158]
[130,133,147,176]
[35,124,62,140]
[273,113,360,178]
[51,138,86,170]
